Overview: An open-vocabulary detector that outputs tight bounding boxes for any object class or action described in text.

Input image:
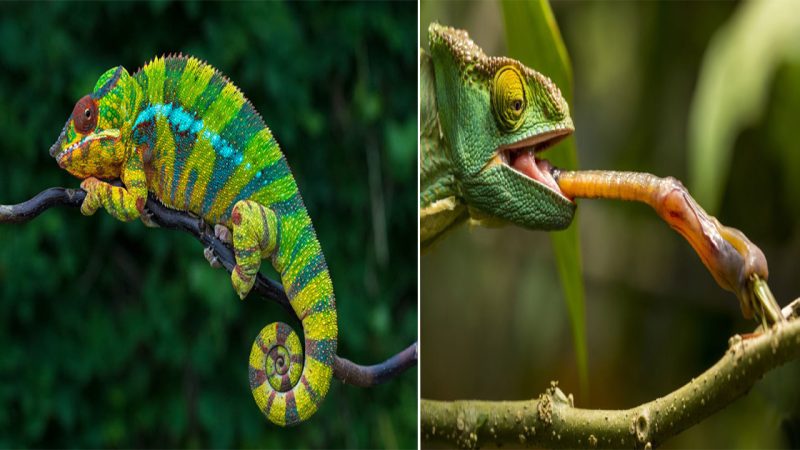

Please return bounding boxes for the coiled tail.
[247,245,337,426]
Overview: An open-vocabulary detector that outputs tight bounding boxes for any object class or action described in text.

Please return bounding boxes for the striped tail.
[247,250,338,426]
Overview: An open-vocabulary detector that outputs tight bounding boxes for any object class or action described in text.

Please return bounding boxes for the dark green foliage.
[0,2,417,447]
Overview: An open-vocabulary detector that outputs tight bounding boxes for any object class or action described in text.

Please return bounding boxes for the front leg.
[80,154,148,222]
[229,199,279,299]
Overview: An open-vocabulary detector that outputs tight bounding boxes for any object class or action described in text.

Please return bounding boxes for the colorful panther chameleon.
[49,55,337,426]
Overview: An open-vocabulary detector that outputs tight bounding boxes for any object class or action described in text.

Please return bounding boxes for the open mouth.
[496,128,573,200]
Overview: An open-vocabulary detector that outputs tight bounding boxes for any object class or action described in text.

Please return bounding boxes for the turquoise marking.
[135,103,245,170]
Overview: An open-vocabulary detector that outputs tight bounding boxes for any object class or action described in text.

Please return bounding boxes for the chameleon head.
[428,23,576,230]
[49,66,137,179]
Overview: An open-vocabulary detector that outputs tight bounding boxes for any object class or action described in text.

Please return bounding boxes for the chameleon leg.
[554,170,781,323]
[229,200,278,299]
[80,153,148,221]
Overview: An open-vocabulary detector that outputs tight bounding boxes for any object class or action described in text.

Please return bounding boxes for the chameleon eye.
[492,65,527,132]
[72,95,98,134]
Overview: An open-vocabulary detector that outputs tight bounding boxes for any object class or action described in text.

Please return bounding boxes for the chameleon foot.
[140,206,160,228]
[203,247,222,269]
[555,170,780,324]
[215,224,232,244]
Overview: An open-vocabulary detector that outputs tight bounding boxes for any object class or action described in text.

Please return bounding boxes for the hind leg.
[230,200,279,299]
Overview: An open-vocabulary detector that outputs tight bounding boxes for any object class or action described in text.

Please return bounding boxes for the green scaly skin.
[420,23,576,249]
[49,55,336,427]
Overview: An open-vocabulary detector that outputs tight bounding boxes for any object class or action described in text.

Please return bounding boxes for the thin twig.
[0,185,417,387]
[421,303,800,449]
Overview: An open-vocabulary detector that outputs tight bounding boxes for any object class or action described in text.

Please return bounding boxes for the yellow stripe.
[245,128,282,167]
[153,117,176,199]
[294,381,317,421]
[303,309,337,341]
[297,358,333,421]
[252,173,297,205]
[145,56,166,104]
[202,82,245,135]
[251,383,270,415]
[291,272,332,319]
[283,238,320,287]
[177,57,215,109]
[176,132,216,212]
[268,394,287,426]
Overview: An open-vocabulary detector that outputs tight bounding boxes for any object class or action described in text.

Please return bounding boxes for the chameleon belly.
[122,55,336,426]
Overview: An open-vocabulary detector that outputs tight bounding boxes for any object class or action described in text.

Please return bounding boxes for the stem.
[422,306,800,448]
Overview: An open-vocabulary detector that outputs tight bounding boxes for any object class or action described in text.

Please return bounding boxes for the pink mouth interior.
[509,150,563,196]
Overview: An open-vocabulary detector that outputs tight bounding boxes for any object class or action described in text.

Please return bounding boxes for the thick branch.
[422,305,800,449]
[0,185,416,387]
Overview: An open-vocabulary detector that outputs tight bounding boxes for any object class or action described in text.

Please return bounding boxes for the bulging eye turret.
[492,66,527,132]
[72,95,98,134]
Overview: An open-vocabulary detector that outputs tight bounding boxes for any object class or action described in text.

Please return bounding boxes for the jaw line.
[56,129,121,164]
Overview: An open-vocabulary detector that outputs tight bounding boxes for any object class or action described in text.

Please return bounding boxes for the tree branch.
[0,185,416,388]
[422,302,800,449]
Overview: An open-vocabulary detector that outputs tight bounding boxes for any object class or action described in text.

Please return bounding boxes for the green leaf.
[688,1,800,213]
[501,0,588,396]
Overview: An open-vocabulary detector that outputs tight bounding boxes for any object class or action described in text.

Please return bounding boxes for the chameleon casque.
[48,55,337,426]
[421,23,779,324]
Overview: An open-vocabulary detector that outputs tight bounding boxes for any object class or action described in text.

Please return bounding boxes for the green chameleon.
[421,23,776,323]
[420,23,575,249]
[49,55,336,426]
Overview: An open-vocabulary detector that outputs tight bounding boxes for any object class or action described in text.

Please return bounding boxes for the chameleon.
[420,23,781,324]
[48,55,337,426]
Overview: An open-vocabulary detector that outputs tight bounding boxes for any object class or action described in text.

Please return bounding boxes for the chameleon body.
[420,23,576,250]
[49,55,337,426]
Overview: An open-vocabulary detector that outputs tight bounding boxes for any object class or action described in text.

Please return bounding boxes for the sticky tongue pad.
[511,151,562,194]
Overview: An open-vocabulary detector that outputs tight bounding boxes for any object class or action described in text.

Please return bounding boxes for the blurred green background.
[0,2,417,448]
[421,1,800,448]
